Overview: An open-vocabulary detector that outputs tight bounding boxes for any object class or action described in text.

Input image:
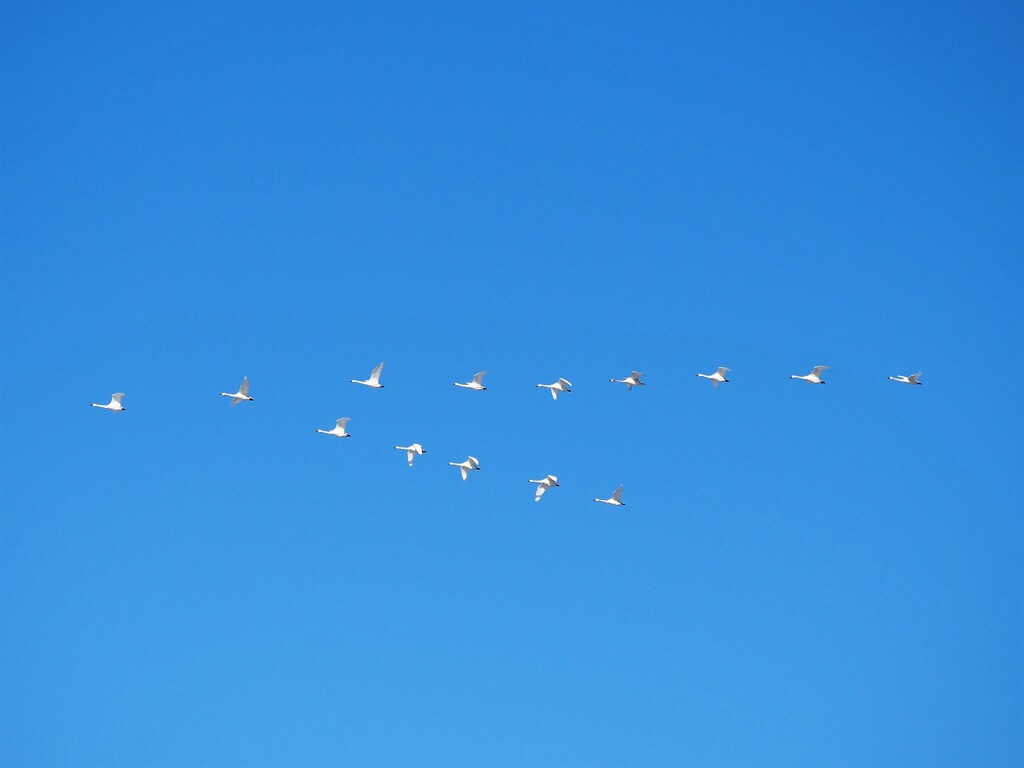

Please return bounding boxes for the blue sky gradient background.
[2,2,1021,765]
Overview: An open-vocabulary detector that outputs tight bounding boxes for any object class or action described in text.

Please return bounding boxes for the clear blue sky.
[2,2,1021,765]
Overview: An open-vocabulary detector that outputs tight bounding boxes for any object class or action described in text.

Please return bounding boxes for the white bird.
[790,365,828,384]
[529,474,559,502]
[696,367,730,388]
[448,456,481,481]
[90,392,126,411]
[220,376,254,405]
[594,485,625,506]
[317,418,351,438]
[454,371,487,390]
[609,371,645,390]
[537,377,573,400]
[394,443,426,466]
[889,372,923,385]
[351,362,385,388]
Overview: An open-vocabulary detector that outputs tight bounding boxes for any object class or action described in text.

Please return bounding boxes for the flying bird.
[448,456,481,481]
[220,377,254,405]
[790,366,828,384]
[91,392,126,411]
[537,378,573,400]
[351,362,385,388]
[889,372,923,385]
[454,371,488,391]
[696,367,730,388]
[529,475,559,502]
[609,371,645,390]
[395,443,426,466]
[317,418,351,438]
[594,485,626,506]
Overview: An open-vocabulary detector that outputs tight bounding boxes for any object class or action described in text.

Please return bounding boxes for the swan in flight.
[594,485,625,506]
[696,367,730,388]
[790,366,828,384]
[537,378,572,400]
[220,377,254,405]
[454,371,487,390]
[391,442,423,466]
[395,443,426,466]
[448,456,481,481]
[91,392,126,411]
[889,372,923,385]
[609,371,645,390]
[529,475,559,502]
[317,418,351,438]
[351,362,385,388]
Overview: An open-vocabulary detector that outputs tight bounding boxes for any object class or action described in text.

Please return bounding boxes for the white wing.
[111,393,124,404]
[811,366,828,377]
[535,484,547,501]
[558,378,573,388]
[631,371,643,381]
[460,466,469,481]
[336,418,350,430]
[611,485,623,502]
[407,450,415,465]
[626,382,633,390]
[473,371,487,385]
[368,362,384,384]
[550,388,558,400]
[239,377,250,396]
[230,397,243,406]
[712,379,719,389]
[547,475,558,484]
[467,456,479,469]
[909,372,922,382]
[716,367,729,377]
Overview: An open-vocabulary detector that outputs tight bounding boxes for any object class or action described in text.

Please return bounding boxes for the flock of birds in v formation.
[90,362,925,505]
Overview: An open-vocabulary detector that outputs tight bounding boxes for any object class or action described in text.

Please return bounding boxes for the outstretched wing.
[716,367,729,377]
[535,484,547,501]
[558,378,573,388]
[460,466,469,481]
[611,485,624,502]
[473,371,487,385]
[712,379,719,389]
[239,377,250,396]
[230,397,243,406]
[368,362,384,384]
[631,371,643,381]
[111,393,124,404]
[336,418,350,430]
[406,450,415,465]
[909,372,922,383]
[550,388,558,400]
[811,366,828,377]
[467,456,479,469]
[626,382,633,390]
